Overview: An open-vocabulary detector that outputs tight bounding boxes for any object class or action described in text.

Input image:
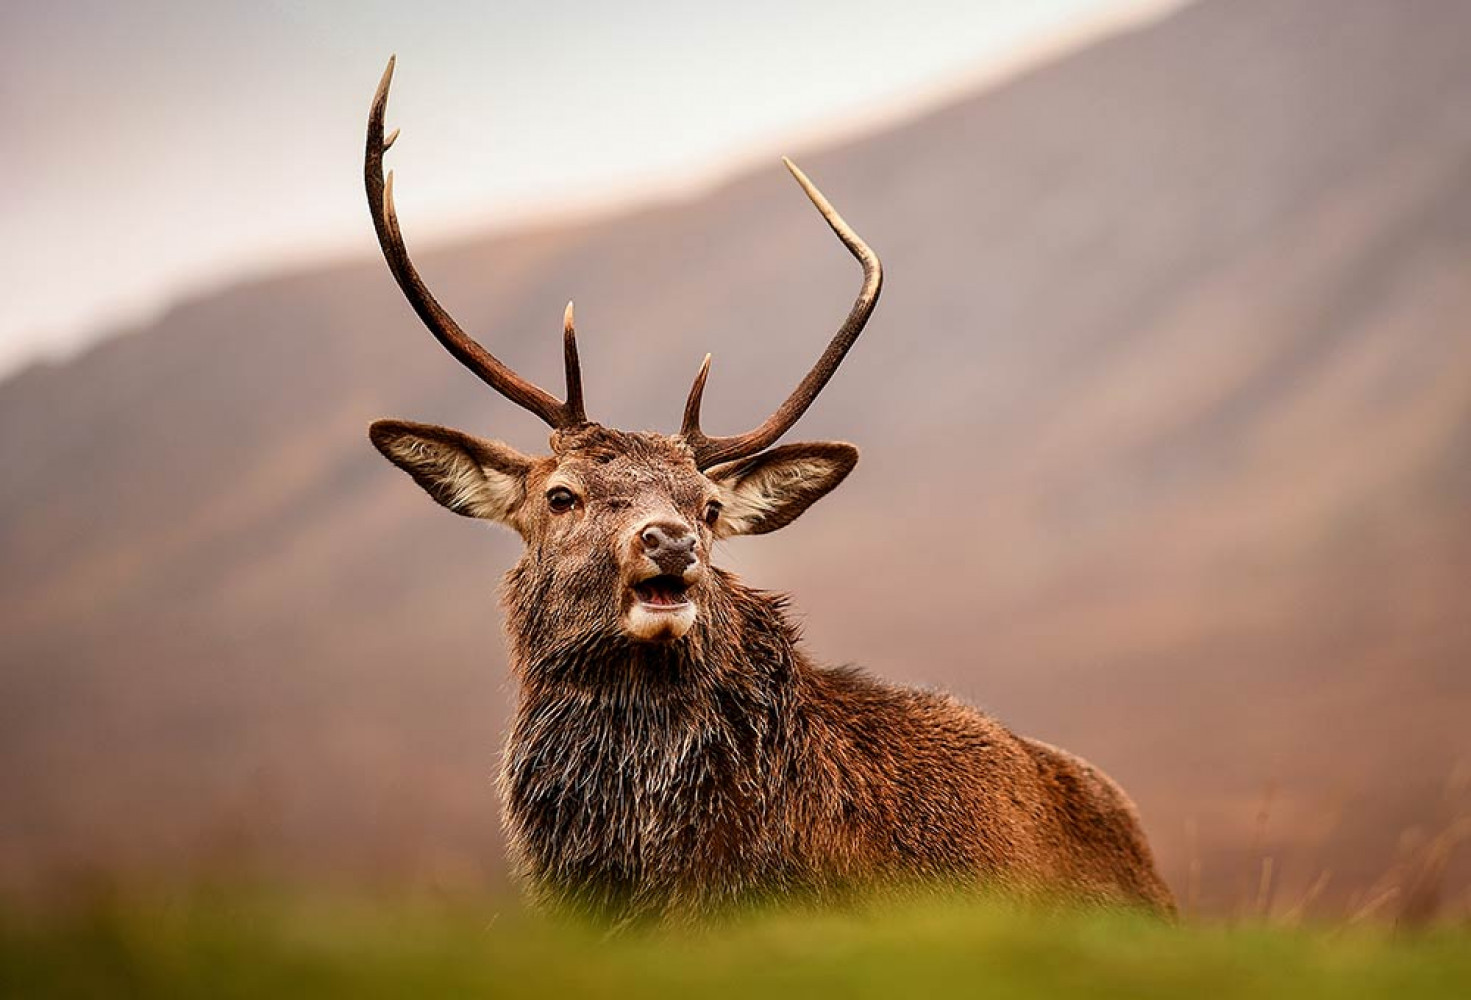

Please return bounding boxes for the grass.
[3,890,1470,999]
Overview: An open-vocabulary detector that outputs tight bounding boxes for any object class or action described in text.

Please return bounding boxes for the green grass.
[3,891,1469,999]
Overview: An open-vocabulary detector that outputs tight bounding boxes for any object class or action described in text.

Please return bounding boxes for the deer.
[363,57,1175,924]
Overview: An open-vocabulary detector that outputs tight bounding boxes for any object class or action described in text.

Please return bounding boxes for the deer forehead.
[540,428,712,511]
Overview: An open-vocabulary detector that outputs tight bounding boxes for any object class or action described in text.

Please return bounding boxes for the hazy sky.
[0,0,1182,379]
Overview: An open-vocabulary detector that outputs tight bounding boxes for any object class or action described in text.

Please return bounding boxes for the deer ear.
[369,419,532,524]
[707,442,858,537]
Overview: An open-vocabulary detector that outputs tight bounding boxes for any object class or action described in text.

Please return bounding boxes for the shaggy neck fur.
[500,566,811,924]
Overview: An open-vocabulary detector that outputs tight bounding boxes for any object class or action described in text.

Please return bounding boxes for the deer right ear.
[706,441,858,537]
[369,419,532,524]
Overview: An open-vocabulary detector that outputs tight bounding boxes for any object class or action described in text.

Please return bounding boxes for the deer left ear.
[369,418,532,525]
[706,442,858,537]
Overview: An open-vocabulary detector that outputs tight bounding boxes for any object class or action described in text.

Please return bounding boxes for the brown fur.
[370,422,1175,923]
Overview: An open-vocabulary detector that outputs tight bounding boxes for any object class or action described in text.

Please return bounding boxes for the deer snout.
[637,521,699,578]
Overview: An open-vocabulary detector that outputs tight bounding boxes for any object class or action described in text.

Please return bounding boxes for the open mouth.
[625,572,698,641]
[632,574,691,609]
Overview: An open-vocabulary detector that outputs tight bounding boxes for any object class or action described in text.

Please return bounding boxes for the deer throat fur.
[500,573,810,923]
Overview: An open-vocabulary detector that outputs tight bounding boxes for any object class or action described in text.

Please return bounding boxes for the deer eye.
[703,500,723,526]
[546,487,579,514]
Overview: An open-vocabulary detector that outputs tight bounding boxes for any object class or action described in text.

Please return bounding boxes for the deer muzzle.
[624,520,704,642]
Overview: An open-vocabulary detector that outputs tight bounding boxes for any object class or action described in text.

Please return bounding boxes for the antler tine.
[680,353,712,439]
[366,56,585,429]
[562,301,586,425]
[682,157,882,469]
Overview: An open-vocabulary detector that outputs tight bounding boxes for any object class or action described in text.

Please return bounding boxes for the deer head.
[365,57,881,646]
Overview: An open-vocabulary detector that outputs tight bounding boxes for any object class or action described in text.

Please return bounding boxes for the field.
[4,892,1470,999]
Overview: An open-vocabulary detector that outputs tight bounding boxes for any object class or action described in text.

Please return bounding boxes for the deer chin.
[624,574,697,642]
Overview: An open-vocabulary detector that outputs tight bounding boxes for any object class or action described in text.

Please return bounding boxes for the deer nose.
[638,522,698,576]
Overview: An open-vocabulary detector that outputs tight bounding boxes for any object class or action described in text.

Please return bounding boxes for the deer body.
[363,59,1174,923]
[504,552,1173,922]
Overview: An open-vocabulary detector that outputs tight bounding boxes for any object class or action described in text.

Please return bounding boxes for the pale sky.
[0,0,1184,380]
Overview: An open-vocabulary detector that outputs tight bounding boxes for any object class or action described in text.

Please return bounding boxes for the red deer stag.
[364,57,1174,923]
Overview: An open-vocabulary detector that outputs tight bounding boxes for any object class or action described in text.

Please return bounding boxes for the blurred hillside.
[2,0,1468,911]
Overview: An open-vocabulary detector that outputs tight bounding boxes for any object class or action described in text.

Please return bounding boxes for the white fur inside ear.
[717,458,819,534]
[710,444,856,537]
[374,427,525,523]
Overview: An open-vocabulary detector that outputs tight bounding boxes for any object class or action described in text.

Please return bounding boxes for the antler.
[366,56,587,428]
[680,157,882,469]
